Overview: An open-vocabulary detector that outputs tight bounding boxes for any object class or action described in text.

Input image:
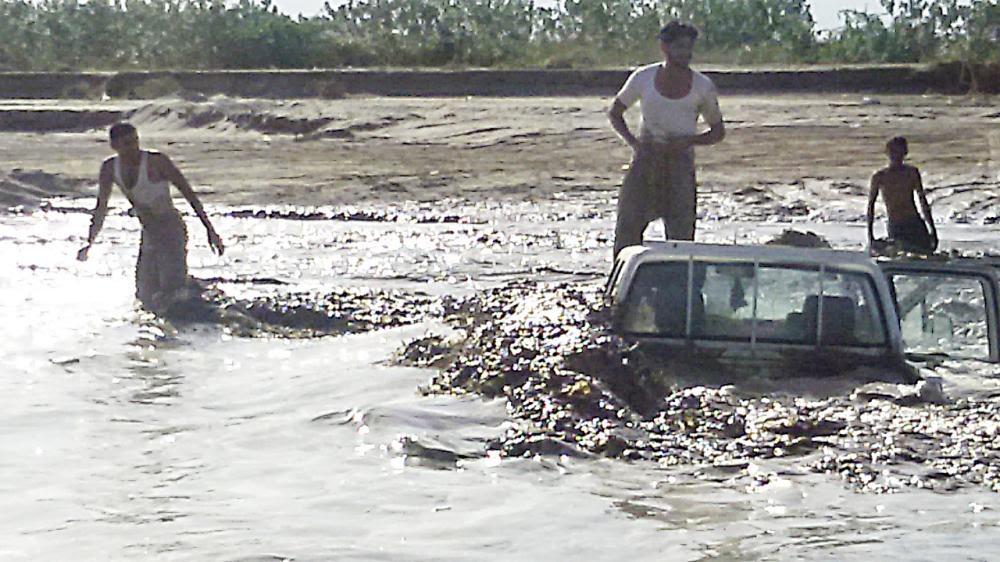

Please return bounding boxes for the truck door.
[880,263,999,362]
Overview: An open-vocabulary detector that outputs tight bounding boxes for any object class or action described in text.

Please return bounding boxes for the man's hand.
[76,244,91,262]
[207,229,225,256]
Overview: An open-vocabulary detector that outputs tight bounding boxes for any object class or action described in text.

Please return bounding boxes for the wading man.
[609,21,725,259]
[77,122,225,312]
[866,136,937,255]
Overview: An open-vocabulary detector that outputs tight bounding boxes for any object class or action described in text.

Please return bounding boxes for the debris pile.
[398,281,1000,493]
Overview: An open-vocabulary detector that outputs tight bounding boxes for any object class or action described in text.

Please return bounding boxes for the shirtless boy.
[866,136,937,255]
[77,122,225,311]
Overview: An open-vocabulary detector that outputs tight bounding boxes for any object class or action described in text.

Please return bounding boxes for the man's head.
[109,122,139,154]
[886,136,908,163]
[659,21,699,69]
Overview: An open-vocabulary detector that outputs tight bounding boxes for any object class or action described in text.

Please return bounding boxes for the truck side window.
[890,273,990,360]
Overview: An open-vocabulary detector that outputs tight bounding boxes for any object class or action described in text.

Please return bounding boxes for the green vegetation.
[821,1,998,62]
[0,0,995,71]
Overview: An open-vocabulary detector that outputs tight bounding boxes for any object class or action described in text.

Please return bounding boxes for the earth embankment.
[0,63,995,101]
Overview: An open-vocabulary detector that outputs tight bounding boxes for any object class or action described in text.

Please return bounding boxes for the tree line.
[0,0,995,71]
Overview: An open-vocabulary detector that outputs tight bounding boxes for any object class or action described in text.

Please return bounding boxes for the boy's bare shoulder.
[146,150,175,171]
[99,156,116,176]
[874,164,921,181]
[146,149,168,162]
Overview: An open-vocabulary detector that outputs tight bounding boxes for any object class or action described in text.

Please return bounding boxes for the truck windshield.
[622,261,887,346]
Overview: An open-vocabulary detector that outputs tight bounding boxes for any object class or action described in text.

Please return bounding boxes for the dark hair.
[886,136,908,152]
[659,21,699,43]
[109,122,137,140]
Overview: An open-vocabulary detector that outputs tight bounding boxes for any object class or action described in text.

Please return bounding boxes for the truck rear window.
[621,261,887,346]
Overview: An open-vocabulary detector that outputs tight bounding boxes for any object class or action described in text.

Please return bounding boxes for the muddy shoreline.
[2,93,996,217]
[1,62,996,100]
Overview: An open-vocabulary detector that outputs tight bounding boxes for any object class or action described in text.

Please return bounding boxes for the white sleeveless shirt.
[113,152,176,214]
[615,63,723,142]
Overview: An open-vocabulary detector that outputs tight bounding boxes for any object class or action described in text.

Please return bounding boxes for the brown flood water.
[1,92,999,560]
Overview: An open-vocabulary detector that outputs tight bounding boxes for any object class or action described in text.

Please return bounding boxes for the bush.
[0,0,993,72]
[130,76,184,98]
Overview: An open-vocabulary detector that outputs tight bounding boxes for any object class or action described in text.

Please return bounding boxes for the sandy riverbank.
[0,93,996,225]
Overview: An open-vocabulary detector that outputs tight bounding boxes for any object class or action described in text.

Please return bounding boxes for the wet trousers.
[613,143,697,259]
[136,210,189,307]
[888,217,935,254]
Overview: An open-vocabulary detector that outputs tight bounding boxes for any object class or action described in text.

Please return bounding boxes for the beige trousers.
[136,210,189,307]
[613,143,696,259]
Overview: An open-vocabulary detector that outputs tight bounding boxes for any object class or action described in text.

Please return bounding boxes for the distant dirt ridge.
[0,169,90,211]
[0,109,124,132]
[0,63,995,99]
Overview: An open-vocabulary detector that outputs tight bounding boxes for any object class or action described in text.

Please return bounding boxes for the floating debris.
[765,228,832,248]
[398,281,1000,494]
[225,205,474,224]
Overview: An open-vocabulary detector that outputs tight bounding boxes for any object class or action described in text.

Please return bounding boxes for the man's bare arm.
[866,173,880,250]
[692,120,725,146]
[77,162,114,261]
[608,99,639,150]
[158,154,225,255]
[159,155,210,227]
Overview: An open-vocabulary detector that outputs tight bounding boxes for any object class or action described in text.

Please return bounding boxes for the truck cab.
[606,243,1000,379]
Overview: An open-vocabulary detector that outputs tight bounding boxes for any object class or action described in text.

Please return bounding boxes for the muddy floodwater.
[2,93,1000,560]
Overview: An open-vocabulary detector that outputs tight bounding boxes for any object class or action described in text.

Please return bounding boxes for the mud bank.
[0,108,124,132]
[157,281,442,338]
[0,169,90,211]
[1,63,995,100]
[1,93,996,213]
[398,281,1000,493]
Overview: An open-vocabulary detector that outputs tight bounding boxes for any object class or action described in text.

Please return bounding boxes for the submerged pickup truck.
[606,242,999,380]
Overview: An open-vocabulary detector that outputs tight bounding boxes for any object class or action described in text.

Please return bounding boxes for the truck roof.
[618,241,879,269]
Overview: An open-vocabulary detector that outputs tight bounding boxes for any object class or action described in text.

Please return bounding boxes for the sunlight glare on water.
[3,206,1000,561]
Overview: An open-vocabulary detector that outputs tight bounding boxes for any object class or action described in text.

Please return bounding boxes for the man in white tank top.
[78,122,225,312]
[608,21,726,259]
